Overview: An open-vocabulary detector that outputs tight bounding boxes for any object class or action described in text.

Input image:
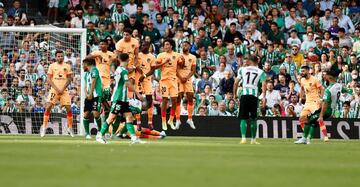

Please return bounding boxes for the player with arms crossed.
[115,28,139,98]
[152,39,184,130]
[135,42,156,130]
[295,65,327,144]
[82,57,102,139]
[40,50,74,137]
[96,53,144,144]
[233,56,266,144]
[175,41,196,129]
[90,39,117,133]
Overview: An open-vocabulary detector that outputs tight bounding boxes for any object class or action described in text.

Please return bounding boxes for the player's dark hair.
[83,57,96,66]
[55,50,63,56]
[326,70,338,78]
[119,53,129,62]
[343,101,350,107]
[99,39,108,44]
[163,38,175,49]
[141,41,150,53]
[123,28,133,35]
[301,65,310,70]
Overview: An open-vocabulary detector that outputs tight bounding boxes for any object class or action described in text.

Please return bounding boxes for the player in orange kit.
[295,65,326,144]
[40,50,74,137]
[90,39,117,133]
[115,28,139,98]
[175,41,196,130]
[152,39,184,131]
[136,41,156,130]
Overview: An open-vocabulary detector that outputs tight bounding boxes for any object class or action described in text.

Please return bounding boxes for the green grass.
[0,136,359,187]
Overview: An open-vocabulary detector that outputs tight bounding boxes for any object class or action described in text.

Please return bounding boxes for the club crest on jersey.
[147,58,150,62]
[132,44,135,48]
[172,56,176,60]
[309,83,312,87]
[63,68,67,72]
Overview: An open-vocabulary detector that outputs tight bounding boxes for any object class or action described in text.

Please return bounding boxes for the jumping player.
[175,41,196,130]
[295,65,325,144]
[152,39,184,131]
[90,39,117,132]
[82,57,102,139]
[115,28,139,98]
[96,53,144,144]
[233,56,266,144]
[136,41,156,130]
[40,50,74,137]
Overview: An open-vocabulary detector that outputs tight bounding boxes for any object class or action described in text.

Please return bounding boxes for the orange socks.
[188,101,194,120]
[176,102,181,121]
[43,111,50,128]
[319,120,328,138]
[67,112,73,128]
[147,105,153,128]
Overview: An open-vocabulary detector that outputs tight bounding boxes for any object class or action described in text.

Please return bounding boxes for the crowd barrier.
[0,113,359,139]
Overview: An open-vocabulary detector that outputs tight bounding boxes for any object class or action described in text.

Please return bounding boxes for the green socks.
[126,123,135,136]
[250,120,257,139]
[308,126,315,140]
[95,117,102,132]
[100,121,109,136]
[120,124,128,135]
[240,120,247,139]
[112,117,121,134]
[303,124,311,138]
[83,118,90,135]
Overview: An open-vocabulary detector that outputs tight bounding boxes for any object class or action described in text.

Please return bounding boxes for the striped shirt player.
[111,12,128,26]
[235,59,266,144]
[161,0,176,11]
[84,66,102,113]
[321,83,350,118]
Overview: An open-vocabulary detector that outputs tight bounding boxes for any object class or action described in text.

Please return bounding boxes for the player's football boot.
[40,125,46,137]
[323,136,329,142]
[160,131,167,139]
[67,128,75,137]
[96,135,108,144]
[240,139,246,144]
[85,134,91,139]
[250,140,260,145]
[175,120,182,129]
[167,120,176,130]
[187,119,196,129]
[294,137,307,144]
[130,137,147,144]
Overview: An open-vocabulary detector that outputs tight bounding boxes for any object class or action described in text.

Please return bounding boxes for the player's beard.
[301,73,308,78]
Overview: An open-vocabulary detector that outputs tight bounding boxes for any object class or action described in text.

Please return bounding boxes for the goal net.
[0,26,86,136]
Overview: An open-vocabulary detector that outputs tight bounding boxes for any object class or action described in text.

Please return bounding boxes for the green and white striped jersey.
[323,83,352,114]
[112,66,129,102]
[85,66,102,98]
[234,44,248,56]
[237,66,266,96]
[111,12,128,25]
[161,0,177,10]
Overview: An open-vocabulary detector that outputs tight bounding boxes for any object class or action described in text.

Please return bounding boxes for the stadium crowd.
[0,0,360,118]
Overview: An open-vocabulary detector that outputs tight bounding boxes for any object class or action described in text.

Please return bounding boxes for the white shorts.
[48,0,59,8]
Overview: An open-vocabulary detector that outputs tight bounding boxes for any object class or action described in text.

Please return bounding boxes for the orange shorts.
[300,102,320,118]
[101,76,110,90]
[178,79,194,93]
[160,79,178,98]
[135,74,152,95]
[47,89,71,106]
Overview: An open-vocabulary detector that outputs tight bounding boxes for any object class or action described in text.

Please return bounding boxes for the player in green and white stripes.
[82,56,103,139]
[234,56,266,145]
[111,3,128,26]
[161,0,177,11]
[96,53,144,144]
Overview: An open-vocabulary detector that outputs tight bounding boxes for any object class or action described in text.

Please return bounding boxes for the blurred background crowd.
[0,0,359,118]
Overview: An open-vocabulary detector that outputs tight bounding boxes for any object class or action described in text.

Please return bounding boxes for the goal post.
[0,26,86,136]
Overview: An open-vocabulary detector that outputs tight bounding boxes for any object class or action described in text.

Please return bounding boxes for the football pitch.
[0,136,359,187]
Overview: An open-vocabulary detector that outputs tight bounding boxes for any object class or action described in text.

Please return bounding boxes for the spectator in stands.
[263,62,277,81]
[16,86,35,108]
[211,61,226,88]
[274,73,289,99]
[219,70,234,96]
[47,0,60,24]
[218,101,231,116]
[208,100,219,116]
[7,0,25,19]
[224,23,242,44]
[71,8,85,28]
[335,7,355,33]
[261,80,281,109]
[30,96,45,113]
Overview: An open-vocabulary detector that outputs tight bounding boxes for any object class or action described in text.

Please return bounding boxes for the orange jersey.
[178,53,196,79]
[115,37,139,68]
[91,50,116,89]
[301,75,322,104]
[47,62,72,91]
[137,52,156,76]
[155,51,182,81]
